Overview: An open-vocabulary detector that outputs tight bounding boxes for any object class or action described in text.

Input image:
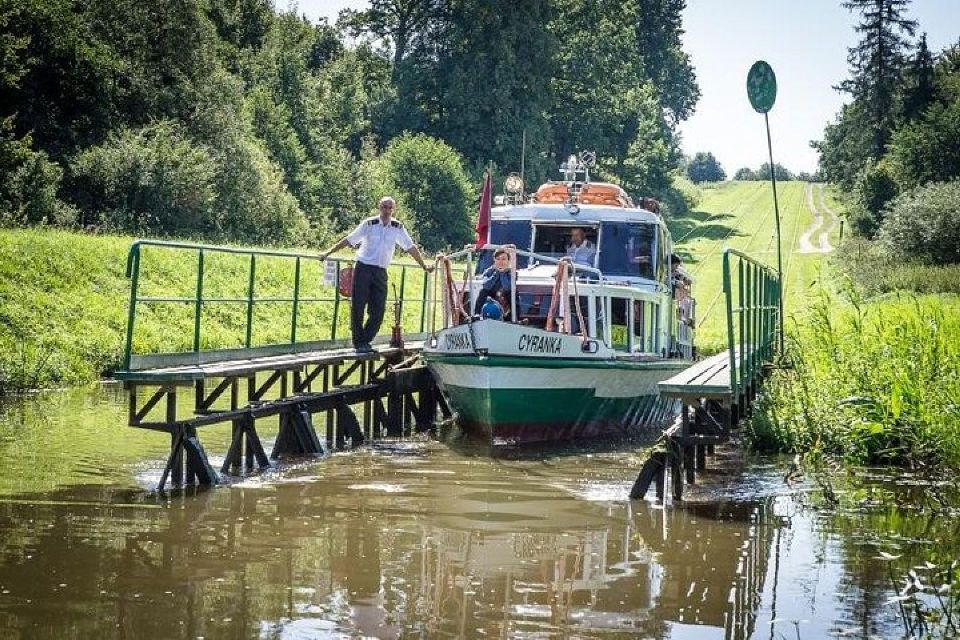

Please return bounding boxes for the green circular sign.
[747,61,777,113]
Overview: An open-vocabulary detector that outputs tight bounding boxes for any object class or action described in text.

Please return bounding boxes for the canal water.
[0,383,956,639]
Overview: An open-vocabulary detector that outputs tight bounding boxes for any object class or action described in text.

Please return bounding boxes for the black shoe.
[356,343,374,353]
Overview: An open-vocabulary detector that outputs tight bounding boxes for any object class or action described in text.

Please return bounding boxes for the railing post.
[246,254,256,348]
[123,243,141,371]
[399,265,407,320]
[737,258,745,396]
[722,250,738,402]
[291,257,301,345]
[419,268,429,333]
[331,260,341,341]
[193,250,205,353]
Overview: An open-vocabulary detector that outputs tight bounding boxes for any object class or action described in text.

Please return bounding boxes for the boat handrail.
[471,244,605,280]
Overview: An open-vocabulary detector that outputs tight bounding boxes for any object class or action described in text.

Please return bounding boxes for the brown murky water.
[0,384,957,639]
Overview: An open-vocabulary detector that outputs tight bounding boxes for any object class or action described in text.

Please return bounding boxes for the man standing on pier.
[319,196,433,353]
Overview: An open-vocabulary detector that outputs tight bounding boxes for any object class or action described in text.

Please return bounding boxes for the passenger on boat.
[565,227,596,267]
[474,248,512,318]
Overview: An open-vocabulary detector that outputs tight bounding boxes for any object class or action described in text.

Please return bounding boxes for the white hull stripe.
[429,363,665,398]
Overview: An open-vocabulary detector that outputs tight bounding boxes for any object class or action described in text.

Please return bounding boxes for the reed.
[748,289,960,469]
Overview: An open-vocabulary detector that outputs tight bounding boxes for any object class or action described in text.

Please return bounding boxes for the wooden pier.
[116,343,444,490]
[631,248,781,501]
[116,240,449,490]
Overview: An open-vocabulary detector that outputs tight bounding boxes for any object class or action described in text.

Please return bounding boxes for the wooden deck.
[114,342,421,384]
[657,351,739,401]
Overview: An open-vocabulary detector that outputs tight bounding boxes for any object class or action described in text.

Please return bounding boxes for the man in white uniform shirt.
[320,197,433,352]
[566,227,596,267]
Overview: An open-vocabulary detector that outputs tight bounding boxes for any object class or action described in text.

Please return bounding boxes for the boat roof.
[492,203,663,225]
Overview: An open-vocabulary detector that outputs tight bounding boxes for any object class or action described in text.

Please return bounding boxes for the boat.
[422,153,696,445]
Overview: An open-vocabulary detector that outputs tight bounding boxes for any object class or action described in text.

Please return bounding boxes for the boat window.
[656,226,669,283]
[610,297,629,351]
[477,220,531,271]
[532,225,598,266]
[633,300,646,351]
[598,222,656,279]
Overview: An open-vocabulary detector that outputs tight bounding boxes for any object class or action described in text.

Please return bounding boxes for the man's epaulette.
[367,217,380,225]
[390,220,402,228]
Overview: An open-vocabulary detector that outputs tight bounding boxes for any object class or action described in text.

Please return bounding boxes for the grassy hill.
[668,181,840,352]
[0,229,428,392]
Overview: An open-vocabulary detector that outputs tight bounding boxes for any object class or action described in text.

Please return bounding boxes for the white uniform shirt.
[346,216,415,268]
[565,239,596,267]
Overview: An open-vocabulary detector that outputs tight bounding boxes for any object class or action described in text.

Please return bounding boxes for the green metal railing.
[722,248,781,403]
[122,239,437,371]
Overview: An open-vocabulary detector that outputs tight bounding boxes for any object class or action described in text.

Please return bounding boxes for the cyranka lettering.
[444,332,472,350]
[517,334,563,354]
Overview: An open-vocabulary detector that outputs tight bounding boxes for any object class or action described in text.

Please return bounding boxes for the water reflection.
[1,388,957,639]
[0,443,792,639]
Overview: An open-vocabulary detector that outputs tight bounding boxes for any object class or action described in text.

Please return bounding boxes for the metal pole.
[123,245,141,371]
[764,112,785,356]
[193,250,205,352]
[291,257,301,344]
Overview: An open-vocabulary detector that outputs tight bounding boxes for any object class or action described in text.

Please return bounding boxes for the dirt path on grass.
[799,183,834,254]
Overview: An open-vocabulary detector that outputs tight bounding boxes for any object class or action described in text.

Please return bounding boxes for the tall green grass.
[836,238,960,296]
[748,290,960,468]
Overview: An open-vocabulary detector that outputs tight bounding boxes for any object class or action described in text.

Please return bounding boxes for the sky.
[286,0,960,175]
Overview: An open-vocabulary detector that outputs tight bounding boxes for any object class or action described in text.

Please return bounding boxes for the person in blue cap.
[474,248,512,318]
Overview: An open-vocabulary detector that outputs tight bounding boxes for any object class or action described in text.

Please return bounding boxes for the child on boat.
[475,248,512,318]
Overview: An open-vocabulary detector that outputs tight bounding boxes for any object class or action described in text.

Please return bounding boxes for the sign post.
[747,60,784,356]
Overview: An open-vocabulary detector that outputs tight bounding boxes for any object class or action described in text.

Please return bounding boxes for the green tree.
[71,121,219,235]
[436,0,554,183]
[734,167,756,180]
[838,0,917,156]
[853,159,899,235]
[887,99,960,189]
[899,32,936,122]
[373,133,475,252]
[686,151,726,183]
[812,102,873,188]
[757,162,794,182]
[878,180,960,263]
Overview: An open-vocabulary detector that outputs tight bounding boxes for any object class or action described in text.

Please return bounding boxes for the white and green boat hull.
[423,322,688,445]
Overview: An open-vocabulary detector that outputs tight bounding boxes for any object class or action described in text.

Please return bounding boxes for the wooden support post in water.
[670,440,683,501]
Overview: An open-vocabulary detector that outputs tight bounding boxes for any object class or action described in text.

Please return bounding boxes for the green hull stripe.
[443,384,660,426]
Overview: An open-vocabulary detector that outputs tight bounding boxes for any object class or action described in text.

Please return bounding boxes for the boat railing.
[433,244,606,336]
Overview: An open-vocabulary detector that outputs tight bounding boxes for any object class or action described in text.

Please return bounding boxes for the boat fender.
[480,298,503,320]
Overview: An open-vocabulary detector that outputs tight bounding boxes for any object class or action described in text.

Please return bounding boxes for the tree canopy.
[0,0,700,248]
[686,152,725,183]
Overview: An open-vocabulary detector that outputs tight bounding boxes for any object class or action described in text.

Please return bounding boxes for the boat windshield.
[599,222,657,279]
[477,220,531,271]
[532,225,598,266]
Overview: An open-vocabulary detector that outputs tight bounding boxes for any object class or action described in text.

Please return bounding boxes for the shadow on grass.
[667,210,741,246]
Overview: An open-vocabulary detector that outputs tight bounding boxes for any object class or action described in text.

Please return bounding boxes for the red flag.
[475,172,492,249]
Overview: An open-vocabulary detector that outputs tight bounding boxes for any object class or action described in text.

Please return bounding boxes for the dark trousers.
[351,262,388,347]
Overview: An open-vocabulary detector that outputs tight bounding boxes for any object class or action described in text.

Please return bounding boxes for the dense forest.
[813,0,960,263]
[0,0,698,252]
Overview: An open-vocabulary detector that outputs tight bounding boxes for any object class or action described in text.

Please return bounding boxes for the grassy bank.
[0,228,427,392]
[748,291,960,468]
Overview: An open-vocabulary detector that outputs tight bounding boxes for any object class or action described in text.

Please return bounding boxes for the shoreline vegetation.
[749,186,960,470]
